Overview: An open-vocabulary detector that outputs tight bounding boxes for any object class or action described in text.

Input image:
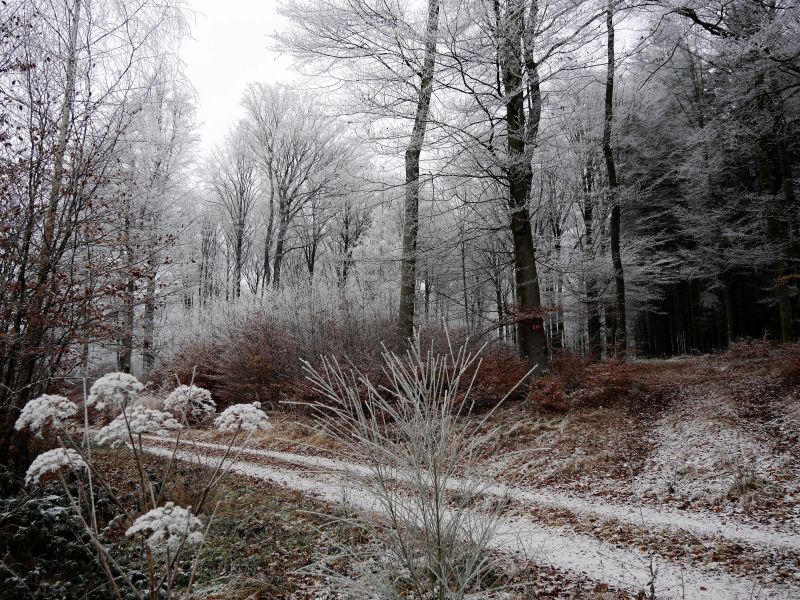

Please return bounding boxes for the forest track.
[142,437,800,599]
[142,436,800,549]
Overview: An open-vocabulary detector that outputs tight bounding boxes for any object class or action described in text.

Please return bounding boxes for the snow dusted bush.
[25,448,88,485]
[86,372,144,412]
[96,405,182,447]
[214,401,272,433]
[164,384,216,425]
[125,502,203,553]
[14,394,77,437]
[301,336,525,598]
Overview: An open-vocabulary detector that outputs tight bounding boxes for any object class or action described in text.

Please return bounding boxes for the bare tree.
[276,0,442,341]
[398,0,441,343]
[207,126,260,299]
[0,0,190,457]
[603,0,626,356]
[242,83,352,289]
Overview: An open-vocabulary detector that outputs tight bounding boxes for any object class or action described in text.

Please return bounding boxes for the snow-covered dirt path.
[143,435,800,549]
[142,438,799,599]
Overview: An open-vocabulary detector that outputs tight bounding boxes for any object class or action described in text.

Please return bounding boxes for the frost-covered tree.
[241,83,354,290]
[276,0,442,342]
[206,124,261,299]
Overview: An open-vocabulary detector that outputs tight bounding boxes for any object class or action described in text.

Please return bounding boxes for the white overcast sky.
[180,0,295,149]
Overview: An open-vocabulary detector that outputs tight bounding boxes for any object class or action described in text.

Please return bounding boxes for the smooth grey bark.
[272,207,290,290]
[582,160,602,360]
[603,1,626,356]
[118,197,135,374]
[262,188,275,290]
[460,223,469,331]
[498,0,547,370]
[199,217,218,305]
[142,265,157,377]
[398,0,440,343]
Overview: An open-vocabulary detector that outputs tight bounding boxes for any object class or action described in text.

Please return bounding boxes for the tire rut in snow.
[144,436,800,550]
[141,442,797,600]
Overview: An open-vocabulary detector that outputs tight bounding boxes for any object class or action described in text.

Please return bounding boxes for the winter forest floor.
[125,352,800,599]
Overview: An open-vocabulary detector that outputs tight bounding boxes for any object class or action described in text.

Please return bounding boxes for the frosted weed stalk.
[18,369,273,599]
[300,334,534,599]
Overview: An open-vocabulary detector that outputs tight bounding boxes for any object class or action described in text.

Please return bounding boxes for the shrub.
[0,480,128,599]
[459,345,533,411]
[300,337,519,599]
[726,337,773,360]
[151,319,298,411]
[164,385,216,426]
[550,353,591,389]
[528,374,568,412]
[14,366,276,599]
[14,394,78,438]
[528,357,634,412]
[155,309,461,412]
[778,343,800,386]
[574,360,634,408]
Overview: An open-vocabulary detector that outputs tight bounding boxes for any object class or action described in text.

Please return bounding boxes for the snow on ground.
[142,441,800,599]
[632,368,800,533]
[144,435,800,548]
[635,405,782,501]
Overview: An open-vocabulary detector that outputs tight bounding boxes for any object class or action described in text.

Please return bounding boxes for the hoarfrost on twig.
[164,384,216,423]
[86,372,144,412]
[96,405,183,447]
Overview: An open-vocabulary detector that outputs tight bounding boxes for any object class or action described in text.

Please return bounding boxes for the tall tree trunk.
[755,87,794,341]
[142,265,157,377]
[499,0,548,370]
[494,270,505,341]
[423,269,431,321]
[118,203,135,374]
[553,226,564,350]
[720,272,735,345]
[233,222,244,298]
[603,1,626,356]
[461,227,469,331]
[582,161,602,360]
[263,190,275,291]
[273,208,290,290]
[398,0,440,343]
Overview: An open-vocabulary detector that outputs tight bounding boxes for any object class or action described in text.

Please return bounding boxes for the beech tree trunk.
[118,202,135,374]
[720,271,735,345]
[398,0,440,343]
[498,0,548,370]
[273,209,290,290]
[460,226,469,330]
[603,1,627,356]
[142,248,158,377]
[583,173,602,361]
[755,74,795,341]
[262,191,275,291]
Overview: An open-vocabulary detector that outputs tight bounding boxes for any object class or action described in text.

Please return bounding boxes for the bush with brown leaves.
[726,337,773,360]
[528,355,634,412]
[778,344,800,386]
[527,374,568,412]
[154,313,468,412]
[457,345,533,411]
